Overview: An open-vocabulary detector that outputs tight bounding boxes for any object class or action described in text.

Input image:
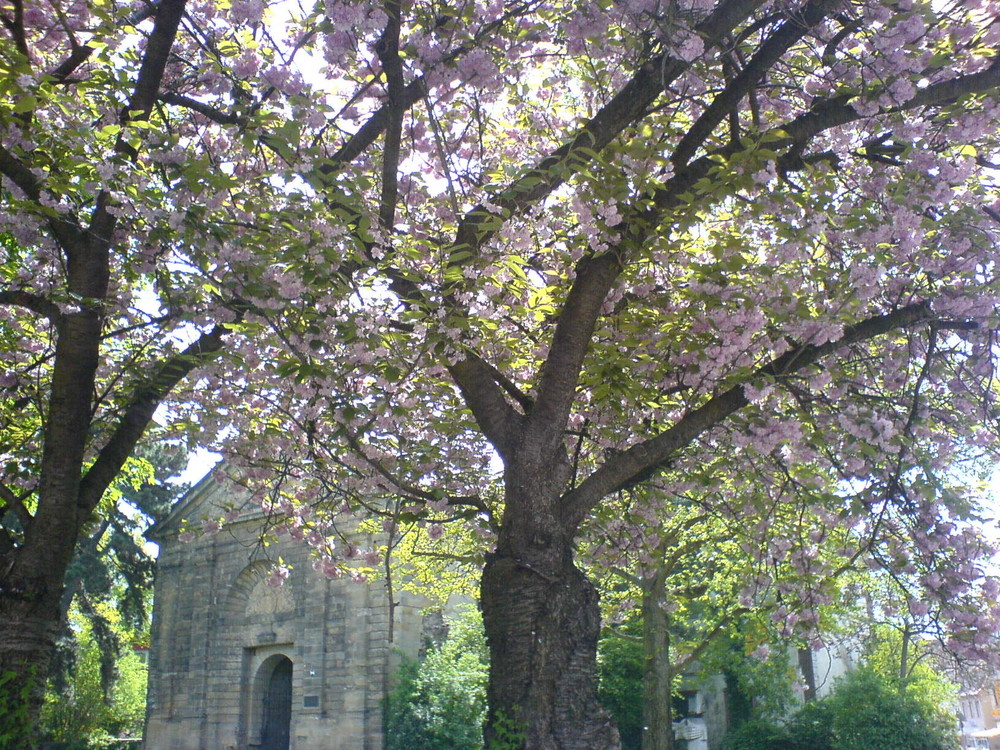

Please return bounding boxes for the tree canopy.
[4,0,1000,747]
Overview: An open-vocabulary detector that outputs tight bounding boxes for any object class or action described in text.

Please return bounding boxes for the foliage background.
[385,606,489,750]
[39,608,148,750]
[720,653,958,750]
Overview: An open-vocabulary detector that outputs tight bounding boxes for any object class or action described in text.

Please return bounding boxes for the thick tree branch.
[447,352,524,458]
[348,213,523,459]
[519,145,732,456]
[77,325,226,513]
[636,56,1000,229]
[674,612,740,674]
[670,0,841,168]
[526,253,622,454]
[87,0,187,251]
[482,358,533,412]
[0,143,85,250]
[562,302,939,525]
[156,91,242,124]
[643,47,1000,234]
[0,290,61,321]
[446,0,767,263]
[514,149,750,464]
[376,0,405,232]
[158,8,531,186]
[46,2,163,83]
[632,54,1000,250]
[0,484,32,528]
[434,0,768,460]
[158,78,418,156]
[121,0,187,120]
[529,45,1000,511]
[521,11,874,452]
[4,0,28,61]
[322,79,427,171]
[321,1,541,173]
[0,143,41,202]
[778,50,1000,152]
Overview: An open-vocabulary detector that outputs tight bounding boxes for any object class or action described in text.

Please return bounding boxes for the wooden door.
[261,657,292,750]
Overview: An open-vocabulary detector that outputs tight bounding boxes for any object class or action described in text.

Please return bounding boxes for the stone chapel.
[142,473,429,750]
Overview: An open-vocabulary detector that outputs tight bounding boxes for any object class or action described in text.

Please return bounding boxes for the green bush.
[596,625,644,750]
[385,607,488,750]
[718,717,792,750]
[0,669,36,749]
[38,614,148,750]
[825,668,956,750]
[859,626,959,749]
[783,699,834,750]
[720,666,957,750]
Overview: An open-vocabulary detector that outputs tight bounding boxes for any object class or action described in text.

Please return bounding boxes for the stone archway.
[212,560,300,750]
[255,654,293,750]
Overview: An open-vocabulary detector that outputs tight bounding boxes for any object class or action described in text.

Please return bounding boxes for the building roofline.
[146,469,217,541]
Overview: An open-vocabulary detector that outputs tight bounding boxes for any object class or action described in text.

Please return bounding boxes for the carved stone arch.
[214,561,298,749]
[224,560,294,626]
[223,560,271,622]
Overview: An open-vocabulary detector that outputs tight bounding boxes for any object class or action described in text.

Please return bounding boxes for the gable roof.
[146,469,221,541]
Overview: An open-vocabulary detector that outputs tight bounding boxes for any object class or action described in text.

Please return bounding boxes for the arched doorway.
[257,655,293,750]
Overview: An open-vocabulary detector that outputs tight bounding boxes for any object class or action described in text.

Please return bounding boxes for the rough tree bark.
[481,453,620,750]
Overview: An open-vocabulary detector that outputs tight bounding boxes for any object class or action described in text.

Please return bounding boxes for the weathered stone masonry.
[142,476,428,750]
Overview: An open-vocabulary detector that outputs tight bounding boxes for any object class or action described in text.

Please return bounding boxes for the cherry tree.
[6,0,1000,749]
[0,0,523,726]
[0,1,239,719]
[166,1,1000,748]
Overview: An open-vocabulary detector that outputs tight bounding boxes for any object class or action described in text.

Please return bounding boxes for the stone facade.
[142,475,428,750]
[959,681,1000,749]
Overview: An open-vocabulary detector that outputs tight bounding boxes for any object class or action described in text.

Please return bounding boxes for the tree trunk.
[0,304,106,736]
[0,476,83,742]
[0,586,62,688]
[481,472,620,750]
[898,622,911,689]
[642,575,674,750]
[0,532,73,745]
[797,647,817,703]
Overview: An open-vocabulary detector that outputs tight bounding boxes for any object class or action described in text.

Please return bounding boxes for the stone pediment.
[146,469,226,541]
[224,559,299,626]
[146,466,268,541]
